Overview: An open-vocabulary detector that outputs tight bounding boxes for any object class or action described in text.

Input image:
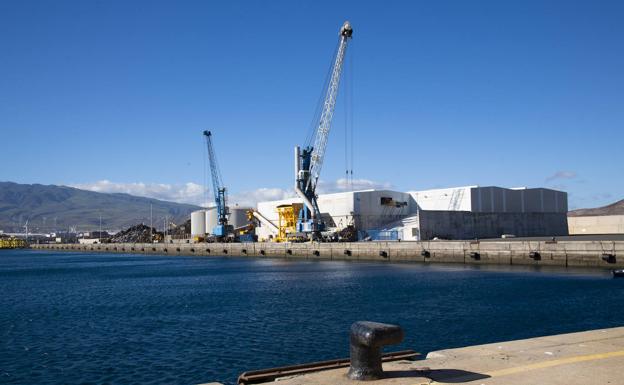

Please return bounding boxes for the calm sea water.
[1,249,623,385]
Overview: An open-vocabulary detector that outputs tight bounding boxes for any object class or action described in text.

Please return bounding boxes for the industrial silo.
[190,210,206,237]
[205,207,218,235]
[229,207,252,229]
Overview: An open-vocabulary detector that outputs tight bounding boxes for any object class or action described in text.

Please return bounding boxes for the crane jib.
[203,130,231,237]
[308,28,352,192]
[294,21,353,237]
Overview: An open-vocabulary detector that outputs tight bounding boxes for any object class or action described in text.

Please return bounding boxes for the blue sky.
[1,0,622,209]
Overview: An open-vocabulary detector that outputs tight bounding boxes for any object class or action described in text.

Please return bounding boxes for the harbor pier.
[32,239,624,268]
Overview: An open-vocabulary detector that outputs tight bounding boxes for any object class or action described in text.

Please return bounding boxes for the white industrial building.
[254,186,569,241]
[255,190,411,241]
[408,186,568,213]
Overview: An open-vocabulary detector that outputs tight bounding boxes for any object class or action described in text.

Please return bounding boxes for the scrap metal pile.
[168,219,190,238]
[110,224,162,243]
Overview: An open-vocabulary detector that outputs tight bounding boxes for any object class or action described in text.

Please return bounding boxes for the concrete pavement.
[252,327,624,385]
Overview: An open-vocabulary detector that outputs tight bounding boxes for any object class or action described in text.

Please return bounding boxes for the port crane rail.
[203,130,232,239]
[295,21,353,239]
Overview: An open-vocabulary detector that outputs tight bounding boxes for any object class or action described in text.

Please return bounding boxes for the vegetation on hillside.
[0,182,200,233]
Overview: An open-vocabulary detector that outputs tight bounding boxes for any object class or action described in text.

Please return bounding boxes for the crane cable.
[305,40,341,148]
[343,40,355,191]
[344,45,348,189]
[350,41,355,191]
[203,136,208,207]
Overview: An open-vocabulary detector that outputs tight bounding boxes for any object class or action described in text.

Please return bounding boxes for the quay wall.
[31,240,624,268]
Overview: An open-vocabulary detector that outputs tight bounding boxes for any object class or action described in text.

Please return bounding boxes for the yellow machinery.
[0,237,27,249]
[234,210,257,242]
[276,203,303,242]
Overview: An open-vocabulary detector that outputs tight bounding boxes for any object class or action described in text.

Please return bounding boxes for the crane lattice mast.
[203,130,230,237]
[308,21,353,192]
[294,21,353,238]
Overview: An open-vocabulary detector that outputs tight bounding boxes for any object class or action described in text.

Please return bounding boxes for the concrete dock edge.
[31,240,624,268]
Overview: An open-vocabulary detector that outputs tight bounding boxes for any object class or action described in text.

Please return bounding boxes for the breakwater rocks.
[31,240,624,268]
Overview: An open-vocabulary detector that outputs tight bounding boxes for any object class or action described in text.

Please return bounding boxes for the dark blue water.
[1,250,623,384]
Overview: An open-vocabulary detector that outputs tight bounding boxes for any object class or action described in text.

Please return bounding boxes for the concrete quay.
[32,239,624,268]
[242,326,624,385]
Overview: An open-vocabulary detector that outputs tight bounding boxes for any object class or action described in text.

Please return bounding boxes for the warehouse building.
[255,190,411,241]
[408,186,568,213]
[254,186,569,241]
[398,186,569,240]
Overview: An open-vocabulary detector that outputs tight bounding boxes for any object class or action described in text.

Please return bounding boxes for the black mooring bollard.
[347,321,404,381]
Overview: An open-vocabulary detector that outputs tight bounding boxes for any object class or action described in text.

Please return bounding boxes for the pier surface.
[33,239,624,268]
[250,326,624,385]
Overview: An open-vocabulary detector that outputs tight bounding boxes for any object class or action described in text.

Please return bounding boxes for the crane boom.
[203,130,231,238]
[309,21,353,192]
[294,21,353,238]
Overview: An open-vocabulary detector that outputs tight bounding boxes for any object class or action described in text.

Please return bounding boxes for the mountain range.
[0,182,201,233]
[568,199,624,217]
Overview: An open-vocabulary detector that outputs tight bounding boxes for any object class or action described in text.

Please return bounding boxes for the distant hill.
[568,199,624,217]
[0,182,201,233]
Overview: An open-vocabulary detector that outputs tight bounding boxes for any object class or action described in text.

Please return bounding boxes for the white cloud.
[546,171,577,183]
[228,188,296,208]
[549,184,568,192]
[70,177,392,208]
[318,178,392,193]
[69,180,207,206]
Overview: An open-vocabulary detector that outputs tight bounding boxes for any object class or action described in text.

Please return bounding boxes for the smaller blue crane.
[203,130,232,240]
